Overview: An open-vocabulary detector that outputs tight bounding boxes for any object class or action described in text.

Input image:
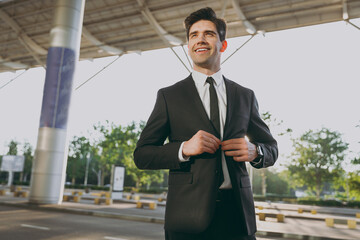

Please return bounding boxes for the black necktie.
[206,77,220,135]
[206,77,224,186]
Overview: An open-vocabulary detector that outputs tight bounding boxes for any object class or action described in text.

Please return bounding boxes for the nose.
[196,33,207,45]
[199,33,207,42]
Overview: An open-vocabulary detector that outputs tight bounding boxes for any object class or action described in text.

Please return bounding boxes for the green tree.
[348,171,360,199]
[258,112,292,196]
[89,121,164,188]
[345,122,360,200]
[7,140,19,155]
[252,169,290,195]
[5,140,19,182]
[21,142,33,182]
[67,136,91,184]
[288,127,348,199]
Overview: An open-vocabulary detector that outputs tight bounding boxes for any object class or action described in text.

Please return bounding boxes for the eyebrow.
[189,30,217,36]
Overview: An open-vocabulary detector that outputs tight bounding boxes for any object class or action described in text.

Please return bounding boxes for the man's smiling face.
[188,20,226,73]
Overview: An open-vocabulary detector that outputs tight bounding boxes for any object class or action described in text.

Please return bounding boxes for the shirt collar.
[192,69,224,87]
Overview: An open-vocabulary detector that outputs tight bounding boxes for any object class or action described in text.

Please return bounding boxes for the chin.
[194,61,211,69]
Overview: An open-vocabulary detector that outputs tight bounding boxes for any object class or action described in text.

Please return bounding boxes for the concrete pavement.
[0,189,359,240]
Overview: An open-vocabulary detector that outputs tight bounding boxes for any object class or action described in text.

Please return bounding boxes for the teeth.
[196,48,208,52]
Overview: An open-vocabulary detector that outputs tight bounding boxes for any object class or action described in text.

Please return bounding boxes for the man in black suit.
[134,7,278,240]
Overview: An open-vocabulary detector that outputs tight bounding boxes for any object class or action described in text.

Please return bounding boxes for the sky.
[0,18,360,171]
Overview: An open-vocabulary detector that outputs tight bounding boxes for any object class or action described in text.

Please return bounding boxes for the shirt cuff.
[178,141,190,162]
[251,157,263,166]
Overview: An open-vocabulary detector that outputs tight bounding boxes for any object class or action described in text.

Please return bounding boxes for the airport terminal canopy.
[0,0,360,73]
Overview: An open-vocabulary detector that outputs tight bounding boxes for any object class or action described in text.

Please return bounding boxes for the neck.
[193,65,220,76]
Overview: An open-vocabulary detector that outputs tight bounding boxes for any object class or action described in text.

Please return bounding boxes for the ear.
[220,40,227,52]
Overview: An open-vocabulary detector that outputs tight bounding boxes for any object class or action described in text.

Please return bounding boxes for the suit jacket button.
[215,170,219,174]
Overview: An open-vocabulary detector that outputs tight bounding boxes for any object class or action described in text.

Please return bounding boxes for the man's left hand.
[222,138,257,162]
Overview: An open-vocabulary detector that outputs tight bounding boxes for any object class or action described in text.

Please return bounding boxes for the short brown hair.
[184,7,227,41]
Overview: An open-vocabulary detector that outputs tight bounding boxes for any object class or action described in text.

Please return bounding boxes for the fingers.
[222,138,246,151]
[224,149,247,157]
[199,131,221,153]
[233,156,249,162]
[221,137,251,162]
[201,131,221,146]
[184,134,257,162]
[182,130,221,157]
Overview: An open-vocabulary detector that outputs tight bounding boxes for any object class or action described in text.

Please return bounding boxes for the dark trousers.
[165,189,256,240]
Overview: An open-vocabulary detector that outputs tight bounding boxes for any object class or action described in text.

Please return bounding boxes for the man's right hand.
[182,130,221,158]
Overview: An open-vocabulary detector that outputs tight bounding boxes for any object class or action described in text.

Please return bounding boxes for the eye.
[190,33,197,38]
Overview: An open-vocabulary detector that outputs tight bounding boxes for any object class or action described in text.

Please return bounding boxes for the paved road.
[0,204,285,240]
[2,200,359,240]
[0,205,164,240]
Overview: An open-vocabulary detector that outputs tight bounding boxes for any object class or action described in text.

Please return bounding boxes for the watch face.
[257,146,263,157]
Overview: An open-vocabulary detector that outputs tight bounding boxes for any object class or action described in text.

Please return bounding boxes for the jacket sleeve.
[133,89,182,170]
[247,91,278,169]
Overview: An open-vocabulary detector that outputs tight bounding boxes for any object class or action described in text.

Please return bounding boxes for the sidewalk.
[0,192,359,240]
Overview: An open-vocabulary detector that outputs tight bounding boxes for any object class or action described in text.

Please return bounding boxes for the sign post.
[110,165,125,200]
[1,155,25,186]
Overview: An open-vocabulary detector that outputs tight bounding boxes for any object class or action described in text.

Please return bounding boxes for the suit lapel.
[223,77,236,140]
[183,75,219,137]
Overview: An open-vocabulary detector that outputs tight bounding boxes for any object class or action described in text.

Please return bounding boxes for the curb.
[0,201,164,224]
[256,230,347,240]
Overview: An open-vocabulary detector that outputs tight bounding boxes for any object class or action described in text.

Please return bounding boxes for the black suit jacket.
[134,75,278,235]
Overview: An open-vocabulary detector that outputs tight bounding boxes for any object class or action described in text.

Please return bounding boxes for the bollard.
[94,198,100,204]
[311,209,317,214]
[258,206,264,210]
[277,214,284,222]
[105,198,112,205]
[356,213,360,218]
[347,220,356,229]
[149,202,157,210]
[298,208,303,214]
[63,195,69,201]
[134,195,140,201]
[136,202,142,208]
[73,196,80,202]
[126,195,131,200]
[0,189,6,196]
[259,213,266,221]
[325,218,334,227]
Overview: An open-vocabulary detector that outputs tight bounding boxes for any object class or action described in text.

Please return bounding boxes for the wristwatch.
[256,145,263,159]
[252,144,264,164]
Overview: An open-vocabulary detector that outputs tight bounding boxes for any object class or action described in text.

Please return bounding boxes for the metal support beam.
[220,0,230,18]
[343,0,349,20]
[82,27,124,55]
[0,56,28,70]
[137,0,183,46]
[231,0,257,34]
[29,0,85,204]
[0,7,46,67]
[0,8,47,55]
[345,19,360,30]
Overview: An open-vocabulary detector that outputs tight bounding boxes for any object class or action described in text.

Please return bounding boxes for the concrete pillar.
[29,0,85,204]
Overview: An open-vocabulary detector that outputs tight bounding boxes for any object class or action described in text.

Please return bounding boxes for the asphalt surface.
[0,204,164,240]
[0,190,359,240]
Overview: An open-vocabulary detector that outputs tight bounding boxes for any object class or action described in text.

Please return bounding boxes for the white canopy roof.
[0,0,359,72]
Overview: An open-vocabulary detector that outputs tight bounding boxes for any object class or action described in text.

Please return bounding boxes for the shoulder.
[223,76,254,96]
[159,75,193,94]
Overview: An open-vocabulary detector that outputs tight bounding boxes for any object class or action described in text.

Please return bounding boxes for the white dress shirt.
[178,70,232,189]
